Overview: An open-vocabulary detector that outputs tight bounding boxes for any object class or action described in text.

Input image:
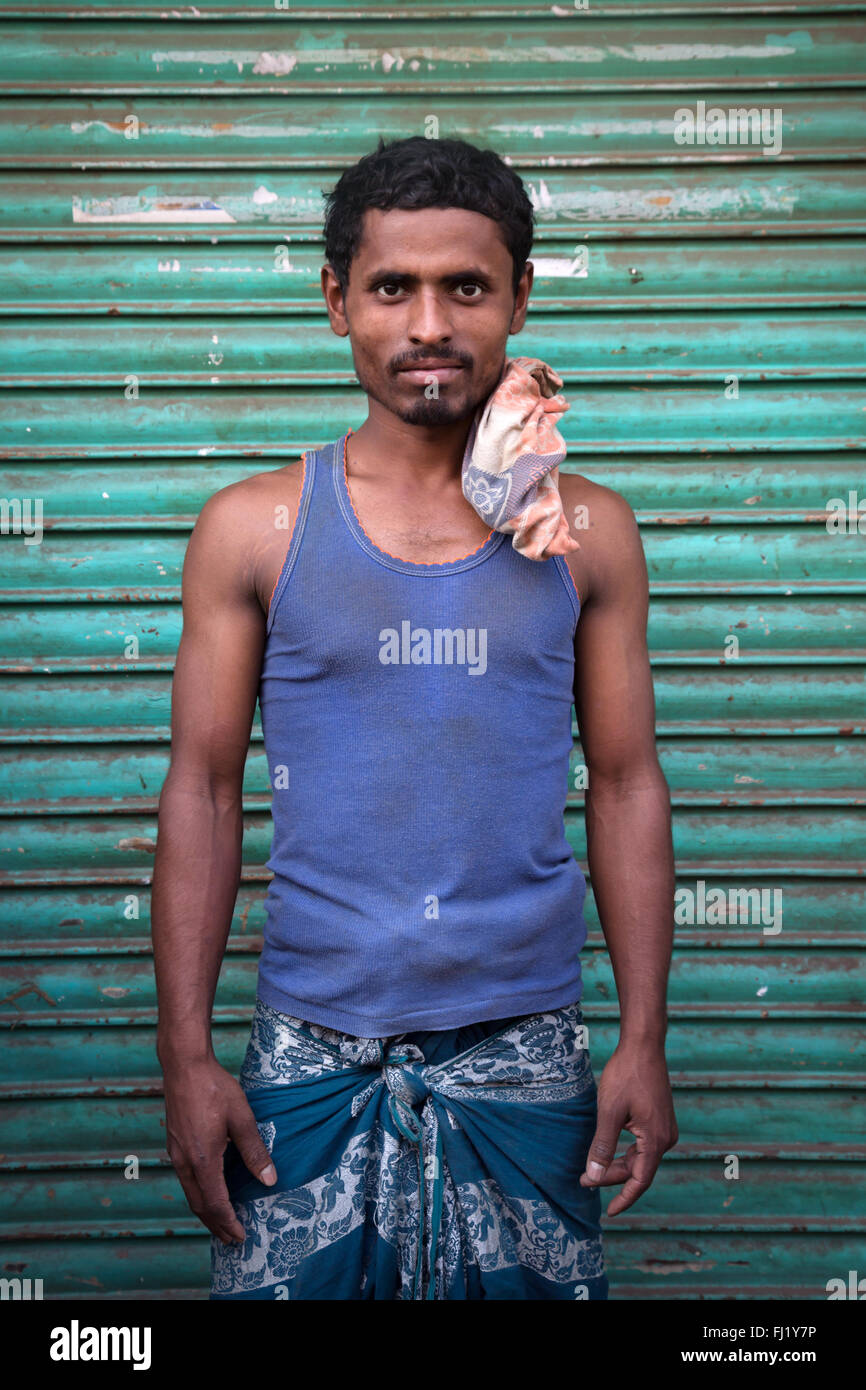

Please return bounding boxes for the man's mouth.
[396,363,465,384]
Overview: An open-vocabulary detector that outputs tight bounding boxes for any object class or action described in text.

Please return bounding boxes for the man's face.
[322,206,532,428]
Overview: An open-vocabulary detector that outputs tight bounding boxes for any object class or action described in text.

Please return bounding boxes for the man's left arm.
[567,484,679,1216]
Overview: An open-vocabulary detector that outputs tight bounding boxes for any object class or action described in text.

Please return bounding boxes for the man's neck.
[347,414,474,495]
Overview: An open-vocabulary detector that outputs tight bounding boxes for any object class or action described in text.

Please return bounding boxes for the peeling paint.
[531,256,588,278]
[610,43,798,62]
[73,196,236,226]
[251,53,298,78]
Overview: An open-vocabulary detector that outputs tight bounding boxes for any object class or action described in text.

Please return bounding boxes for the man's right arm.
[151,482,276,1244]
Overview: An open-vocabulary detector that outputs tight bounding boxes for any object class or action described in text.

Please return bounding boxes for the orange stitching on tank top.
[267,451,308,616]
[562,557,581,608]
[342,428,495,567]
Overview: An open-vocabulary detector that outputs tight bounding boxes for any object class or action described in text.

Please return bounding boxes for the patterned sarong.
[210,998,608,1300]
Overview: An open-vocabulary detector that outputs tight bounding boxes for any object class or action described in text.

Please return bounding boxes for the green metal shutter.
[1,2,863,1299]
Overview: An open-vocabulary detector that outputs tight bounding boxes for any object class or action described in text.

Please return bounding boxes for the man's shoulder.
[558,470,640,606]
[558,469,637,534]
[198,457,307,529]
[185,459,309,604]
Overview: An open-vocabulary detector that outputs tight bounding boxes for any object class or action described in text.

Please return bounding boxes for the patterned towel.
[461,356,579,561]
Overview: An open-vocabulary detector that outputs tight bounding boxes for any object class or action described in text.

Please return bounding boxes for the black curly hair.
[322,136,535,299]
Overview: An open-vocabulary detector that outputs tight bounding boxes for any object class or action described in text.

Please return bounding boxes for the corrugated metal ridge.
[3,1214,860,1244]
[0,1073,863,1103]
[3,723,865,745]
[4,1142,864,1171]
[2,1214,864,1242]
[0,510,857,528]
[5,168,865,240]
[0,17,863,98]
[2,1004,862,1027]
[1,239,863,312]
[0,94,862,170]
[3,932,862,954]
[0,861,863,883]
[4,790,866,815]
[4,3,865,18]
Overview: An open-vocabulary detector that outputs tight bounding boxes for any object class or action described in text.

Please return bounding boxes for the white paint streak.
[252,52,298,76]
[531,256,588,278]
[570,181,795,221]
[610,43,796,61]
[73,196,237,224]
[531,178,554,210]
[69,120,117,135]
[151,48,296,76]
[252,184,279,206]
[152,48,244,67]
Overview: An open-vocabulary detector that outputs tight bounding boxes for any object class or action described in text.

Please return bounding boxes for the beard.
[395,392,466,426]
[352,355,492,428]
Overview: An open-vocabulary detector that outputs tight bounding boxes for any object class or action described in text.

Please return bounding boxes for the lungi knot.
[381,1043,431,1143]
[376,1040,443,1297]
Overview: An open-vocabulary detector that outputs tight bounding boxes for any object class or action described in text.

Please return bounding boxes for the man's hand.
[579,1042,678,1216]
[162,1056,277,1245]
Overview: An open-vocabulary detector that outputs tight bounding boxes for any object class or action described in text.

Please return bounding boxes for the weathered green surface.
[2,240,864,313]
[1,19,863,94]
[2,167,865,237]
[0,1,864,1301]
[2,385,865,452]
[4,312,866,382]
[2,95,864,165]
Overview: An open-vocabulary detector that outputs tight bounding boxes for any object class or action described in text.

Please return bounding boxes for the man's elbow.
[158,763,245,813]
[586,755,669,802]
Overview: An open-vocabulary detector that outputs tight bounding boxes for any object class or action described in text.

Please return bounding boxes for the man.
[152,136,678,1300]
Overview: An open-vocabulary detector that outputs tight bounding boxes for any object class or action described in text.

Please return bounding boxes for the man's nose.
[405,289,454,343]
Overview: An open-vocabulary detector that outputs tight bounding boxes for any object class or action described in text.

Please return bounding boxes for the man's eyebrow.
[362,267,496,286]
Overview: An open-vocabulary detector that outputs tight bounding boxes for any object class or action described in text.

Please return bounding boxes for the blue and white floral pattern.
[211,999,607,1300]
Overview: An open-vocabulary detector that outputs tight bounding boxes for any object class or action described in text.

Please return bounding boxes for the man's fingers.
[606,1173,653,1217]
[171,1162,205,1224]
[172,1158,241,1245]
[194,1163,247,1245]
[230,1106,278,1187]
[602,1145,661,1217]
[581,1116,628,1184]
[579,1155,631,1188]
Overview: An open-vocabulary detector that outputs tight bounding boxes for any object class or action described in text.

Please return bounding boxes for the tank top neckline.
[331,428,506,577]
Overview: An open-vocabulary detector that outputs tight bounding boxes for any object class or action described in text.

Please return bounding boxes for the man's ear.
[321,264,350,338]
[510,261,534,334]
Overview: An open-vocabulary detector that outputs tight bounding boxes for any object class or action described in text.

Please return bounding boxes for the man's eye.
[374,281,484,299]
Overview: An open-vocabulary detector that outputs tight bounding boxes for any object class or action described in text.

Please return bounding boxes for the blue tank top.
[255,430,588,1035]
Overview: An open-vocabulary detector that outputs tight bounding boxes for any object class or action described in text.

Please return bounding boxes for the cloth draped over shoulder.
[461,355,577,562]
[211,999,608,1301]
